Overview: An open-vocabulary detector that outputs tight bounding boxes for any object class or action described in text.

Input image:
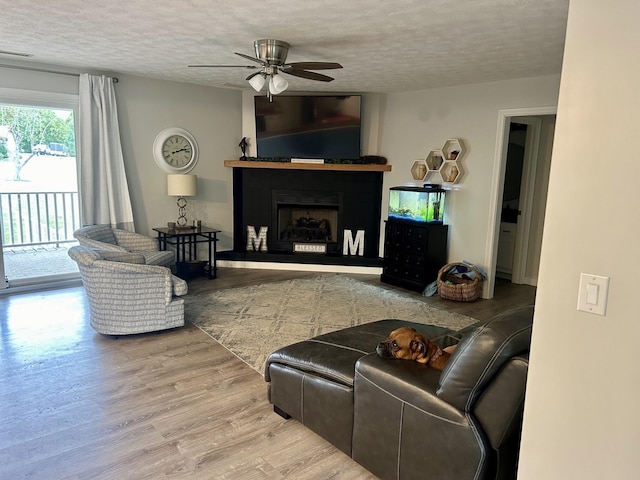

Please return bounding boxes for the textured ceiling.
[0,0,569,93]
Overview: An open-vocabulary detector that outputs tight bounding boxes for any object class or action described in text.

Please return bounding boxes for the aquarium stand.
[381,219,448,292]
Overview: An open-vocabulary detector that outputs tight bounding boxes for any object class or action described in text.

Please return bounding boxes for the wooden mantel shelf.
[224,160,391,172]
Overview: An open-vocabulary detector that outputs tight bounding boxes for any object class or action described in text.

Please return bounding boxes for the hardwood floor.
[0,269,535,479]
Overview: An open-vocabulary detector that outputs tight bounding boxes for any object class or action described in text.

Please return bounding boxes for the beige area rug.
[185,274,477,375]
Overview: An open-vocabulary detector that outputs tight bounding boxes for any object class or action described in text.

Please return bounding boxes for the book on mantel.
[291,158,325,164]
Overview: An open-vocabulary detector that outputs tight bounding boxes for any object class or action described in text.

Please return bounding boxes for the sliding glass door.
[0,93,80,290]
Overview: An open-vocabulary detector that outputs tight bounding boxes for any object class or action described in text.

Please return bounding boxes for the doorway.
[496,118,541,283]
[0,98,80,291]
[485,107,557,299]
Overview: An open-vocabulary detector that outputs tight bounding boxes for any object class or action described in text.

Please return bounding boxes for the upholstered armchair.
[68,245,187,335]
[73,224,174,266]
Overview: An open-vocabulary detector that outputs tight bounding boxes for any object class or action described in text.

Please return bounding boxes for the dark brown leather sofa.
[265,306,533,480]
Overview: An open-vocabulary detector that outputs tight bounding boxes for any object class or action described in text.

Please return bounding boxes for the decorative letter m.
[343,229,365,256]
[247,225,268,252]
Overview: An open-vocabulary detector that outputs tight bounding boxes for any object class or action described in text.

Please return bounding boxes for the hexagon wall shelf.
[426,150,444,171]
[410,160,428,180]
[440,161,463,184]
[442,138,464,161]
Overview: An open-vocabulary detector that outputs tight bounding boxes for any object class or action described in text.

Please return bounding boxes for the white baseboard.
[217,259,382,275]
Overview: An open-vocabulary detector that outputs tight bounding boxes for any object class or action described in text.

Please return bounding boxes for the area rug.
[185,274,477,374]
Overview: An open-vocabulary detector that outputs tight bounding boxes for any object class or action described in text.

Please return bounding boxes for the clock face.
[162,135,193,168]
[153,127,198,173]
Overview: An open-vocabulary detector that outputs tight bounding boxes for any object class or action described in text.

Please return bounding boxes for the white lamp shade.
[167,174,197,196]
[269,74,288,95]
[248,74,266,92]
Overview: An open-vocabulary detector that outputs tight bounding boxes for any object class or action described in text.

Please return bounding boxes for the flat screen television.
[254,95,361,159]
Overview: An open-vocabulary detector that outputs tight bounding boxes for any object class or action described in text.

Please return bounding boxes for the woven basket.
[437,262,483,302]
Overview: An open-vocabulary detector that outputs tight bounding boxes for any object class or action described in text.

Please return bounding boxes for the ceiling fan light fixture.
[248,73,266,91]
[269,73,288,95]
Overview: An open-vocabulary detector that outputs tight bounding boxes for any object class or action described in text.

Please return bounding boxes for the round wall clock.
[153,127,199,173]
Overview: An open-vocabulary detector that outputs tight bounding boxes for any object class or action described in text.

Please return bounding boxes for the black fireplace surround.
[224,167,384,266]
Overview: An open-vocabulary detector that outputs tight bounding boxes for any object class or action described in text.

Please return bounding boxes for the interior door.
[510,117,542,284]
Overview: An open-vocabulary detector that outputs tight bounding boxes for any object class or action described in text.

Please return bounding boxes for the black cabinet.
[381,220,448,292]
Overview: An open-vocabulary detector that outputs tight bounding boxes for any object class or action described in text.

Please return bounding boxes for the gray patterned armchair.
[68,245,187,335]
[73,224,174,266]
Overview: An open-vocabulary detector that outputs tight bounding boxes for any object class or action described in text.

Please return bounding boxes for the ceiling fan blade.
[188,64,258,68]
[281,69,335,82]
[283,62,343,70]
[235,52,266,65]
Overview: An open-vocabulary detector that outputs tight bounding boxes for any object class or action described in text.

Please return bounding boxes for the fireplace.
[273,190,343,253]
[223,162,390,267]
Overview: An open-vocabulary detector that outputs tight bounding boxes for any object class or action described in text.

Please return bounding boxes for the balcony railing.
[0,191,80,248]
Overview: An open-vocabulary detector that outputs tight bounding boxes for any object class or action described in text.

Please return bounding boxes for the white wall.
[114,74,241,250]
[518,1,640,479]
[378,76,560,281]
[0,63,79,95]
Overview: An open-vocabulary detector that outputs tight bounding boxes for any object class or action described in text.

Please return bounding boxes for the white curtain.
[78,73,134,231]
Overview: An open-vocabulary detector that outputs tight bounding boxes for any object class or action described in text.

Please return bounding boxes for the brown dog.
[376,326,454,371]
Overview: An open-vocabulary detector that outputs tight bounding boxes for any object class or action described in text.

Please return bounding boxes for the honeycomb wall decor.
[411,138,465,184]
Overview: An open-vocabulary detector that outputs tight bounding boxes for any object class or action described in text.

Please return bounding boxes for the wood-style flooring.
[0,269,535,479]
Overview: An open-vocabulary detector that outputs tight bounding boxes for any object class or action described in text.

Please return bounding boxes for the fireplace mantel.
[224,160,391,172]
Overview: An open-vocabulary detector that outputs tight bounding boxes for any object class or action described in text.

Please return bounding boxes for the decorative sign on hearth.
[293,243,327,254]
[247,225,268,251]
[343,229,365,256]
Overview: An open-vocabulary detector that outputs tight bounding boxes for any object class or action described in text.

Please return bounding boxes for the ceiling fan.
[188,39,343,99]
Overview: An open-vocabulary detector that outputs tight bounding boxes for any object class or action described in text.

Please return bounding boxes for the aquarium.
[388,186,445,224]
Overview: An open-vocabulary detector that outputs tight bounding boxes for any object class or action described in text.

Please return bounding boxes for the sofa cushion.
[94,249,145,264]
[355,353,465,424]
[437,305,534,412]
[133,249,175,266]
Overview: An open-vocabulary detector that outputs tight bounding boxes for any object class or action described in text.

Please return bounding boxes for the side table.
[153,226,220,279]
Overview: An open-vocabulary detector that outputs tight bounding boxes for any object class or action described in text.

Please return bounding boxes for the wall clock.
[153,127,199,173]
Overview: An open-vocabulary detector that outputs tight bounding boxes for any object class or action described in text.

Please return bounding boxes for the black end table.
[153,226,220,279]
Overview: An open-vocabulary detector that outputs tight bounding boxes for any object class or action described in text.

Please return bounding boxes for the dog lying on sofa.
[376,326,457,370]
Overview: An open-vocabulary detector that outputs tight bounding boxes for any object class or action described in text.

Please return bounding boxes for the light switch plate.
[577,273,609,316]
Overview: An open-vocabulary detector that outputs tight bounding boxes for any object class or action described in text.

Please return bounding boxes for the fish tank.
[388,186,445,224]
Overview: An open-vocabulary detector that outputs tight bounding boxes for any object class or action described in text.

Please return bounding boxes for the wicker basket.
[437,262,483,302]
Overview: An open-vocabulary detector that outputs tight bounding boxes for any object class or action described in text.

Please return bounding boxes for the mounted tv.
[254,95,361,160]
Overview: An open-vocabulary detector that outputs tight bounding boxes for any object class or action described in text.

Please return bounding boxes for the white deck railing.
[0,191,80,248]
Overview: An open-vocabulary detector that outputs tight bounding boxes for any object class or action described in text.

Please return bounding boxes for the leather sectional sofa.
[265,305,533,480]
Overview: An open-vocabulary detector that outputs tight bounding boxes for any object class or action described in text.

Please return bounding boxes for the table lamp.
[167,174,197,228]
